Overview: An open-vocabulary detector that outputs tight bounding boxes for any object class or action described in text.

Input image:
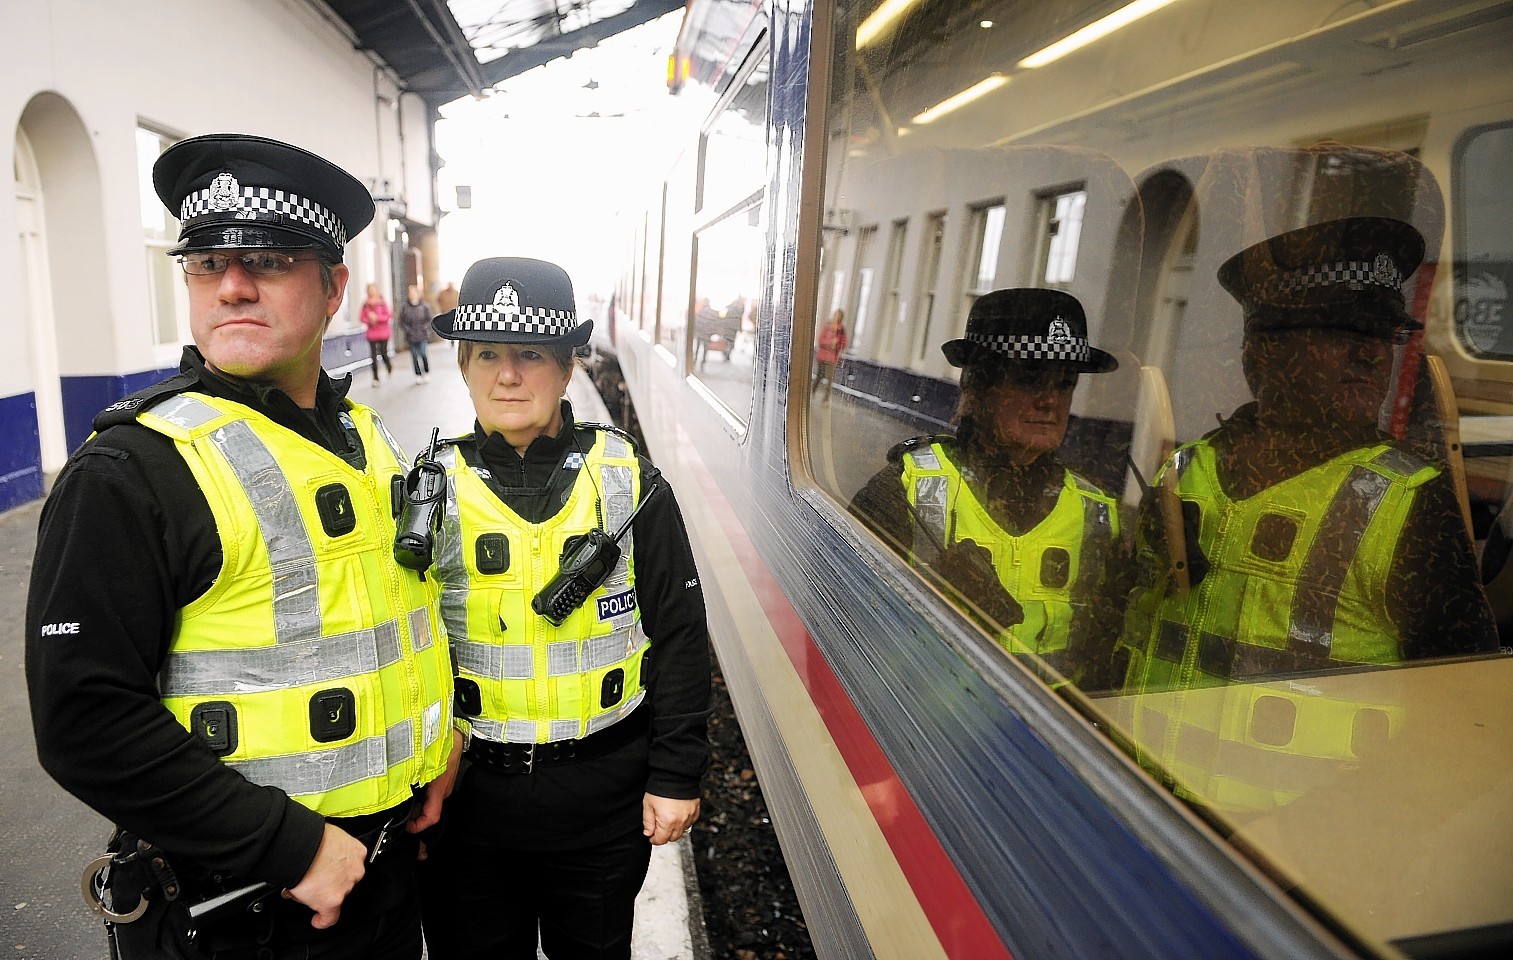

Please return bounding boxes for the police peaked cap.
[1218,216,1426,336]
[432,257,593,347]
[153,133,374,259]
[942,288,1117,373]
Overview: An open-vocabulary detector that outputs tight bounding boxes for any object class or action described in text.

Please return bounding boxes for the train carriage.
[591,1,1513,957]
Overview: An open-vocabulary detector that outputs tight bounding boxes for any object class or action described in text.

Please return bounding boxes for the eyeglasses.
[178,251,325,277]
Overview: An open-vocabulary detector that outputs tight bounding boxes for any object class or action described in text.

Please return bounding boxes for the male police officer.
[26,134,459,958]
[851,288,1126,685]
[1114,215,1498,813]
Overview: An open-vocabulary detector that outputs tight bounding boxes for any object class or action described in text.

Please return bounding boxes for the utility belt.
[84,798,415,960]
[465,707,649,774]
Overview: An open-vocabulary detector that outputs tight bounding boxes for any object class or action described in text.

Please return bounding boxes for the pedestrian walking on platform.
[362,282,395,385]
[400,284,433,382]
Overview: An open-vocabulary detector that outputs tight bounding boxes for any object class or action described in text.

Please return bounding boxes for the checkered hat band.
[1262,259,1401,299]
[970,333,1090,363]
[454,303,577,336]
[179,187,347,247]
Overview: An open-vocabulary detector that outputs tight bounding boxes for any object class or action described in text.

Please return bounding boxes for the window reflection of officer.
[852,289,1127,685]
[416,257,711,960]
[25,134,459,959]
[1114,216,1499,813]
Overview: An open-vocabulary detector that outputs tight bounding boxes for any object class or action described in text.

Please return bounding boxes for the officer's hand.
[408,727,465,834]
[285,823,365,929]
[643,794,700,846]
[932,539,1025,629]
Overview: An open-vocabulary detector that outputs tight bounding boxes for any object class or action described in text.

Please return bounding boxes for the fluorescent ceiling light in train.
[911,74,1008,124]
[1018,0,1179,68]
[856,0,927,49]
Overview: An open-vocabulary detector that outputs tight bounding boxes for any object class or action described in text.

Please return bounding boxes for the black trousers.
[197,830,423,960]
[418,759,654,960]
[369,340,392,378]
[419,822,651,960]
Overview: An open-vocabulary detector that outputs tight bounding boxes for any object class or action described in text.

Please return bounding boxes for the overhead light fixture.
[911,74,1008,124]
[981,21,994,29]
[1019,0,1179,69]
[856,0,927,50]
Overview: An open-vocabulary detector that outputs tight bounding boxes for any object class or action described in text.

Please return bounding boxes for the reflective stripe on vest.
[436,431,647,744]
[1118,438,1433,812]
[140,393,454,816]
[902,443,1118,657]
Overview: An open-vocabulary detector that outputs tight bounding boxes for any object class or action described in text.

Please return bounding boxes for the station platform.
[0,342,705,959]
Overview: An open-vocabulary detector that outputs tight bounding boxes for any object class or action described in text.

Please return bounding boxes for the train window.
[811,0,1513,951]
[1453,122,1513,360]
[682,35,768,418]
[659,152,696,355]
[691,202,762,421]
[698,44,769,218]
[633,227,650,334]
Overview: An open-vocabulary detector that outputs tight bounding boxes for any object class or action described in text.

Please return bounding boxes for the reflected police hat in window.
[153,133,374,260]
[941,288,1117,373]
[432,257,593,347]
[1218,216,1425,337]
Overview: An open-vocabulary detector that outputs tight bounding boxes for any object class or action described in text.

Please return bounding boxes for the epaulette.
[576,420,639,453]
[91,373,200,432]
[887,434,955,463]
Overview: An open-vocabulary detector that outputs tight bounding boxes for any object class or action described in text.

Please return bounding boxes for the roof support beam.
[401,0,488,98]
[477,0,684,87]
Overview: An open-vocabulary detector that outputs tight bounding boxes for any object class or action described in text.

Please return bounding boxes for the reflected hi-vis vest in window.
[1116,438,1435,812]
[139,393,454,818]
[901,442,1118,660]
[434,430,647,744]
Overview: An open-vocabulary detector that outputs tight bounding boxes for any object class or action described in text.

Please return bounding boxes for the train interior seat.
[1399,353,1474,540]
[1394,352,1513,640]
[1480,493,1513,642]
[1123,364,1177,508]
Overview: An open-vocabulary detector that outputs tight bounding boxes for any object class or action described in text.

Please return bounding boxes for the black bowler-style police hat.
[941,288,1117,373]
[1218,216,1426,337]
[152,133,374,260]
[432,257,593,347]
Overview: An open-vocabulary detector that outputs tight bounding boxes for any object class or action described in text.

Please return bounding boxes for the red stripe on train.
[677,425,1014,960]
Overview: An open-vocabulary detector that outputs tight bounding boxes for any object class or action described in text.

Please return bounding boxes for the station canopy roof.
[326,0,685,107]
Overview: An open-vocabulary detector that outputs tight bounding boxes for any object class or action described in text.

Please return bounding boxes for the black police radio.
[532,482,659,625]
[393,428,446,573]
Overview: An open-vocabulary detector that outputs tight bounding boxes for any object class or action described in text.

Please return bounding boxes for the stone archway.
[14,126,66,479]
[19,92,114,461]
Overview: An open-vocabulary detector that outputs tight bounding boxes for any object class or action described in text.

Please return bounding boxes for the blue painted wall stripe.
[0,392,44,513]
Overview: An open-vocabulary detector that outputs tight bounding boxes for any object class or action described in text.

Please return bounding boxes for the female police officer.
[850,288,1127,687]
[417,257,711,960]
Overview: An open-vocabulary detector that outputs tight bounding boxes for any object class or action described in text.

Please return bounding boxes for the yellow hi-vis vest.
[901,442,1119,663]
[434,429,647,744]
[1116,438,1435,813]
[139,392,454,818]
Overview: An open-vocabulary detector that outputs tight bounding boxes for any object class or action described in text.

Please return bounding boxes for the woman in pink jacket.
[813,308,848,400]
[360,282,394,385]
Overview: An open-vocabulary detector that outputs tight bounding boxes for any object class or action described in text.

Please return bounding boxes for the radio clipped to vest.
[394,428,447,574]
[532,482,659,625]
